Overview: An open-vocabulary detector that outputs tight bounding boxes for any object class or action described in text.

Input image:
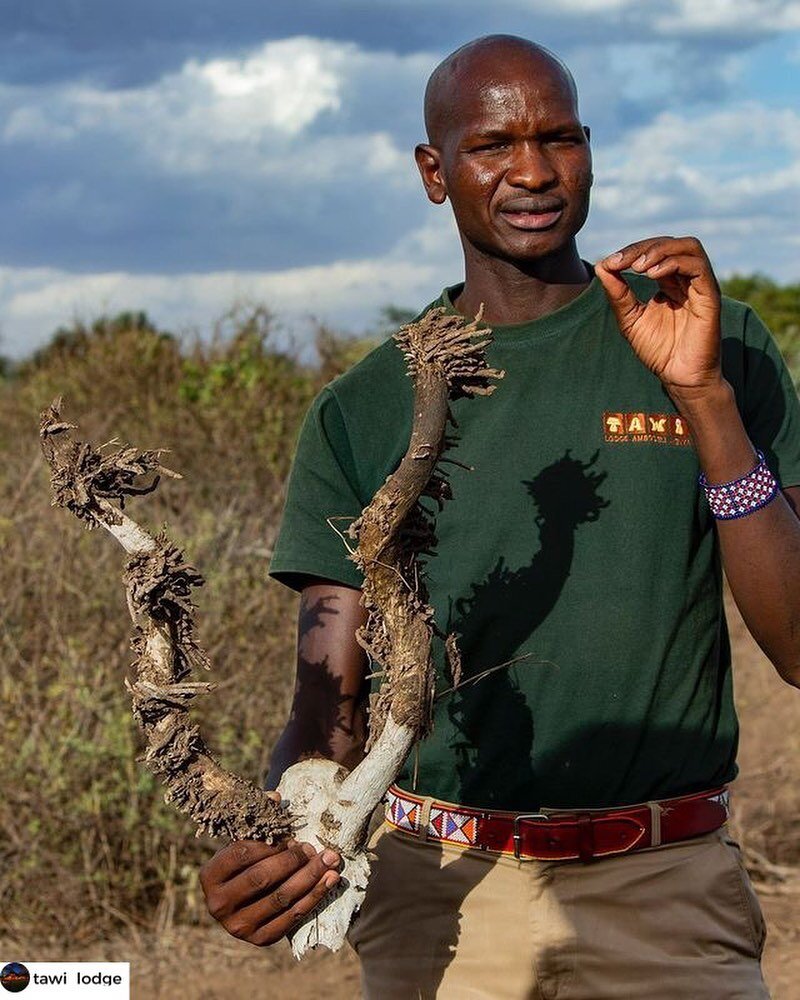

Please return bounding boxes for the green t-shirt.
[268,265,800,810]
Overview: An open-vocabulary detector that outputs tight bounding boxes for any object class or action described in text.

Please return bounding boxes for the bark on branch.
[39,305,503,956]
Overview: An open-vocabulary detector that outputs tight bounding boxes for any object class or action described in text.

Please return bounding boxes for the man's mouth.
[499,198,564,231]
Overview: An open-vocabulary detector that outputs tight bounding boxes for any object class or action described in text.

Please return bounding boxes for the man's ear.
[414,143,447,205]
[583,124,591,143]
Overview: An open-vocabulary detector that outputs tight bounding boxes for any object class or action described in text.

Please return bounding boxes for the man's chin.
[484,237,567,265]
[465,219,590,266]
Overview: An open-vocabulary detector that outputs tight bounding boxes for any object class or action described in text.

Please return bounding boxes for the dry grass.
[727,590,800,888]
[0,310,368,945]
[0,309,797,997]
[725,592,800,999]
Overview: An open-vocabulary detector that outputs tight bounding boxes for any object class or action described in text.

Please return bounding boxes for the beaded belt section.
[386,787,480,846]
[384,785,730,862]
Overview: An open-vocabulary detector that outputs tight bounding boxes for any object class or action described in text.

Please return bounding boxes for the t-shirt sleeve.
[737,306,800,489]
[268,385,366,593]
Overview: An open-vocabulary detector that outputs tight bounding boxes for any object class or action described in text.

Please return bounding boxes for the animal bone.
[39,305,504,956]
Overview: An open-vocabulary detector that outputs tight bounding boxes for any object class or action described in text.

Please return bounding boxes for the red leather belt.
[385,784,730,862]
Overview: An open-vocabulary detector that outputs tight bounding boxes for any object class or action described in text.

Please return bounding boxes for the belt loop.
[577,813,594,862]
[648,801,662,847]
[417,796,435,842]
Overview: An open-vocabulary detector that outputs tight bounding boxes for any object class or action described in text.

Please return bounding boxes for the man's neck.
[452,243,593,326]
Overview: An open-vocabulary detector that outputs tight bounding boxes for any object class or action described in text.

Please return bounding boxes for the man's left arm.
[596,236,800,687]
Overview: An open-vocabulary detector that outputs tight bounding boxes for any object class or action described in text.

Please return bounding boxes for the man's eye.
[471,141,506,152]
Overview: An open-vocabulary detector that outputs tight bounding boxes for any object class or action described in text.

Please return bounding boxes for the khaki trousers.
[347,815,769,999]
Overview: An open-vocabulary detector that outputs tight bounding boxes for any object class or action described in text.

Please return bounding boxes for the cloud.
[592,103,800,213]
[0,27,768,276]
[1,0,796,95]
[586,103,800,274]
[654,0,800,34]
[0,18,797,359]
[4,94,798,362]
[0,37,433,272]
[0,256,449,363]
[3,37,362,159]
[0,212,465,360]
[2,92,798,369]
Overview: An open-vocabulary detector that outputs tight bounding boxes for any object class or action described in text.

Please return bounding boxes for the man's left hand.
[595,236,722,399]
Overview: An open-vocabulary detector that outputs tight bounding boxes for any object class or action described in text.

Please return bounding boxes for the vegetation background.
[1,275,798,997]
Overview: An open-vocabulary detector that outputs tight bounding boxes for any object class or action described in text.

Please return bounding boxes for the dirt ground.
[721,591,800,1000]
[7,595,799,999]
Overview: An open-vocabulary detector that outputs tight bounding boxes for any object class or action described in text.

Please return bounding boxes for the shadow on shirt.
[442,449,610,808]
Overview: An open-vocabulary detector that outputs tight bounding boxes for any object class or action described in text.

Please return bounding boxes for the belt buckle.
[512,812,550,860]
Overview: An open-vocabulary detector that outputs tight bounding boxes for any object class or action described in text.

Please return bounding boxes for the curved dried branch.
[345,305,504,750]
[38,304,504,955]
[39,400,290,843]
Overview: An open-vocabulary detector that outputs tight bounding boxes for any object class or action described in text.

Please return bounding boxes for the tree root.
[39,305,504,955]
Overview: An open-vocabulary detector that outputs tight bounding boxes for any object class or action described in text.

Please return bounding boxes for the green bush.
[721,274,800,387]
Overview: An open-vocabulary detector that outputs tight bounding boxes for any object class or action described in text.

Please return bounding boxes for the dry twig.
[39,305,505,955]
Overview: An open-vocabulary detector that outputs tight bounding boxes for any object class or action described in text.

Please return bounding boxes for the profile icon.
[0,964,30,993]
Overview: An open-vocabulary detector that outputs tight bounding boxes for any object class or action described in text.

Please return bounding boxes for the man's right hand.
[199,838,341,947]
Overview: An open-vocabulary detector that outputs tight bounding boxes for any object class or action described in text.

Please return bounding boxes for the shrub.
[0,305,382,944]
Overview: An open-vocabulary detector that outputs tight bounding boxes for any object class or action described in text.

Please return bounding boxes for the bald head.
[424,35,579,147]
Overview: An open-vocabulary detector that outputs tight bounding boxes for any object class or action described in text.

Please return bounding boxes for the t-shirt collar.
[436,260,606,344]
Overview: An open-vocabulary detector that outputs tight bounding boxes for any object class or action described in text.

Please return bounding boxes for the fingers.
[596,236,719,306]
[220,841,322,912]
[233,849,341,928]
[599,236,712,278]
[251,870,341,945]
[200,837,288,887]
[599,235,702,271]
[594,261,643,331]
[217,848,342,946]
[631,254,699,280]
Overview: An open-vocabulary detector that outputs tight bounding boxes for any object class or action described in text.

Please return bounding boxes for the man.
[199,35,800,998]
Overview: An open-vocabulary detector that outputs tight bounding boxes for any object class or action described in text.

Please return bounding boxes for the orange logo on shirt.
[603,411,692,447]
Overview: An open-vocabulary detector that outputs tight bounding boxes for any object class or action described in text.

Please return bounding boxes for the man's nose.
[505,141,558,189]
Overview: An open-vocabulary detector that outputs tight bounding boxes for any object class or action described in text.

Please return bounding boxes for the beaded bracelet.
[698,450,779,520]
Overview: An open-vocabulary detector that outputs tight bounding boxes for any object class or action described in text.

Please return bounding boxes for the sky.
[1,0,799,359]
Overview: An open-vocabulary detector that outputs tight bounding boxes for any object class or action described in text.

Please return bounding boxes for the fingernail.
[301,843,317,859]
[324,872,340,889]
[605,251,623,264]
[322,850,339,866]
[633,253,647,269]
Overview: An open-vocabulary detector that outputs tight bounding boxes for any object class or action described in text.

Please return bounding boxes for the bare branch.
[39,303,504,955]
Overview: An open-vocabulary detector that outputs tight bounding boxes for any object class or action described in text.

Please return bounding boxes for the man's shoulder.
[329,330,406,393]
[326,293,445,412]
[720,292,752,337]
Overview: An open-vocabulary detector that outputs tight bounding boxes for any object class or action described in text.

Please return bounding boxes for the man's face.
[417,59,593,264]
